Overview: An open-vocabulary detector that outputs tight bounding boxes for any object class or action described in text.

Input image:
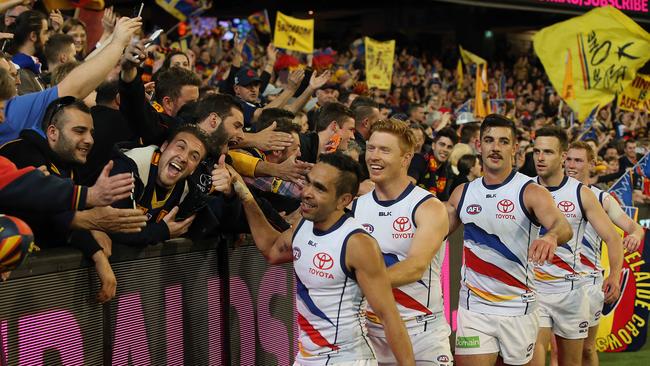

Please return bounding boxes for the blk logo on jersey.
[310,252,334,279]
[557,200,577,217]
[392,217,414,239]
[496,199,516,219]
[466,204,482,215]
[379,212,392,216]
[362,223,374,233]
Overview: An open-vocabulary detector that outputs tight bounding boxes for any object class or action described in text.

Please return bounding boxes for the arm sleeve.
[0,157,89,212]
[0,87,59,142]
[68,230,102,258]
[223,65,240,96]
[227,151,261,177]
[259,70,271,94]
[119,72,168,146]
[603,192,626,222]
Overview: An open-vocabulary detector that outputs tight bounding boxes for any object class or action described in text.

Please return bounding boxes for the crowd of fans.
[0,2,648,301]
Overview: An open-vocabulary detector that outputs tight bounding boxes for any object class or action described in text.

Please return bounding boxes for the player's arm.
[524,183,573,264]
[581,187,623,303]
[232,171,294,264]
[603,193,644,252]
[346,233,415,366]
[387,198,448,287]
[444,183,465,236]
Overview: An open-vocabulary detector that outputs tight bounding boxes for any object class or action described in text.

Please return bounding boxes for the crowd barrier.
[0,203,648,365]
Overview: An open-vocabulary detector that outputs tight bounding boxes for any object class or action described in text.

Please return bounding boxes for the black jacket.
[119,70,181,146]
[0,130,100,257]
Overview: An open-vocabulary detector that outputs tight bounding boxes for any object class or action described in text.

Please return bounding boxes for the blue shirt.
[12,53,42,75]
[0,86,59,144]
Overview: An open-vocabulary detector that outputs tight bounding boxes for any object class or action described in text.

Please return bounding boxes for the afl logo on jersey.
[293,247,301,260]
[313,252,334,270]
[497,199,515,213]
[558,200,575,213]
[466,204,482,215]
[362,223,375,233]
[393,217,412,232]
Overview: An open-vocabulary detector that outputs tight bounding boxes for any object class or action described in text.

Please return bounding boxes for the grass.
[600,345,650,366]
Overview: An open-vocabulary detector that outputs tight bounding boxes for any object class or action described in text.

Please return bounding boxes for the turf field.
[599,343,650,366]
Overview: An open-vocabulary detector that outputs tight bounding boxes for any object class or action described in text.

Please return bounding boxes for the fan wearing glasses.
[0,96,148,303]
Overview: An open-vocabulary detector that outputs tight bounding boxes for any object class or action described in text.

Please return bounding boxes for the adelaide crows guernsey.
[352,184,445,336]
[534,176,587,293]
[457,170,538,316]
[292,214,375,365]
[581,185,607,286]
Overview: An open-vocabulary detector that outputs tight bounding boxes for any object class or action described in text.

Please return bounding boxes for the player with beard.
[564,141,643,366]
[530,127,623,366]
[446,114,572,366]
[351,119,452,365]
[229,152,415,365]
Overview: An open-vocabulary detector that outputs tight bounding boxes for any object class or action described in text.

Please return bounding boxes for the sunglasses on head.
[43,96,77,128]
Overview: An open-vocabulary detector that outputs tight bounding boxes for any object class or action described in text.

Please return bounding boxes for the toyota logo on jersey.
[393,217,412,232]
[313,252,334,270]
[557,200,575,213]
[497,199,515,213]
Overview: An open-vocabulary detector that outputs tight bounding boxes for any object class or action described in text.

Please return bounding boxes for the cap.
[234,68,261,86]
[456,112,479,125]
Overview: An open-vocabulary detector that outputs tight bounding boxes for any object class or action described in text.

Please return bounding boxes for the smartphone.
[133,3,144,18]
[144,29,163,48]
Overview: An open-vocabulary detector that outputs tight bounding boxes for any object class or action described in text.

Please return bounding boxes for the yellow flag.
[459,45,486,66]
[365,37,396,90]
[534,6,650,119]
[475,64,487,118]
[618,74,650,111]
[561,49,576,101]
[456,59,464,90]
[274,12,314,54]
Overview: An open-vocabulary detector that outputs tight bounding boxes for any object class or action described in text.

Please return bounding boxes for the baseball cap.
[234,68,261,86]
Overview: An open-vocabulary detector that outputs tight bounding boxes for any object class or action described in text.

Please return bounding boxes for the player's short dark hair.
[318,151,361,197]
[433,127,458,144]
[353,105,379,127]
[480,114,517,141]
[154,66,201,103]
[536,126,569,152]
[316,102,354,132]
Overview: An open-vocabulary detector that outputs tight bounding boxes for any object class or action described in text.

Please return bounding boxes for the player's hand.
[623,234,642,252]
[162,207,195,239]
[211,154,233,195]
[528,236,557,265]
[603,270,622,304]
[87,161,136,207]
